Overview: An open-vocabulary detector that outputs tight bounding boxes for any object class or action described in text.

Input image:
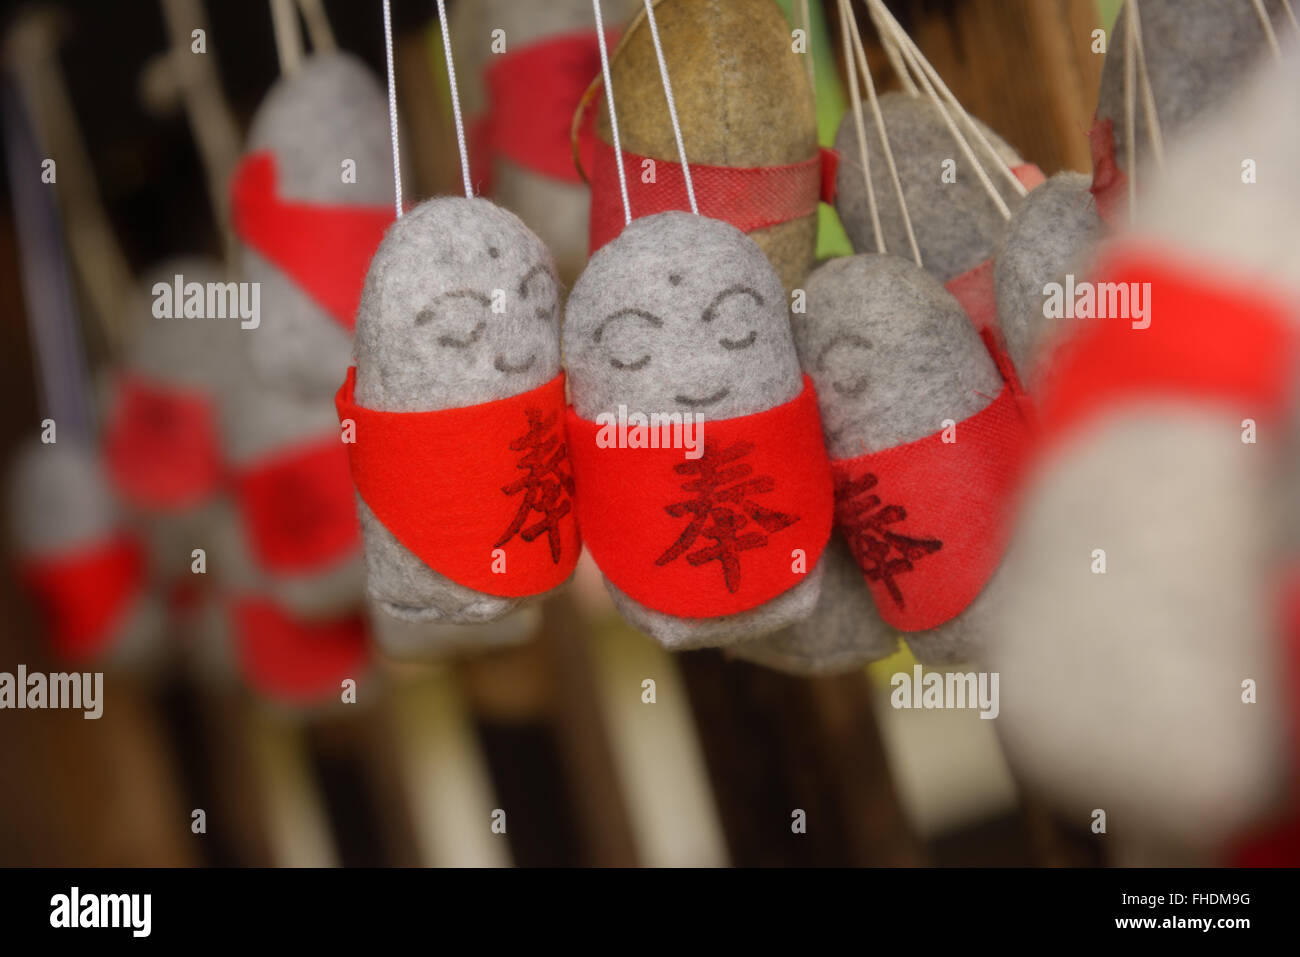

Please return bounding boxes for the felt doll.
[1091,0,1288,225]
[563,211,832,650]
[984,51,1300,856]
[778,252,1026,664]
[367,601,541,662]
[101,257,243,582]
[586,0,828,294]
[231,52,398,399]
[220,352,366,622]
[338,196,578,626]
[452,0,641,284]
[993,172,1104,390]
[9,437,164,668]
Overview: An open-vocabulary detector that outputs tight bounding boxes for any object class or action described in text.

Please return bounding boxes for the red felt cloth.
[483,29,615,185]
[1038,246,1297,443]
[565,375,833,617]
[831,384,1028,631]
[943,162,1045,409]
[18,536,146,662]
[336,369,580,597]
[231,436,361,575]
[103,374,223,511]
[1087,116,1127,227]
[230,597,369,704]
[229,151,394,332]
[587,137,839,254]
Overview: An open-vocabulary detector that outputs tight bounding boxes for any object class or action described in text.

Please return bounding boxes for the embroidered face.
[353,196,562,413]
[564,211,801,421]
[793,254,1002,458]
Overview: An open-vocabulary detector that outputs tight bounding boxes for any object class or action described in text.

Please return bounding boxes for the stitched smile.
[675,386,730,408]
[495,354,537,374]
[437,320,485,348]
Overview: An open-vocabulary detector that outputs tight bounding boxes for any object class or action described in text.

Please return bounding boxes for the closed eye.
[719,330,756,350]
[832,377,868,397]
[415,289,492,326]
[610,356,650,371]
[437,320,485,349]
[701,285,763,323]
[815,333,873,399]
[517,264,557,322]
[594,307,662,373]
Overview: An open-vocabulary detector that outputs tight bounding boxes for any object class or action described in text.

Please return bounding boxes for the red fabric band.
[335,369,581,597]
[230,597,369,704]
[831,384,1029,631]
[484,30,614,185]
[1087,116,1126,227]
[103,374,223,511]
[565,375,833,618]
[1039,247,1297,442]
[230,151,395,332]
[231,437,361,575]
[587,138,839,254]
[18,536,146,662]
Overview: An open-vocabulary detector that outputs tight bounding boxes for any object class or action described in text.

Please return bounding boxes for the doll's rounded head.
[8,438,118,553]
[354,196,562,412]
[793,253,1001,457]
[564,211,801,421]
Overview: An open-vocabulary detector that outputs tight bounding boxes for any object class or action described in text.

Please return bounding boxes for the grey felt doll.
[993,171,1104,389]
[9,437,164,668]
[833,91,1027,284]
[786,252,1010,665]
[351,196,568,625]
[985,51,1300,856]
[238,51,397,398]
[563,211,826,650]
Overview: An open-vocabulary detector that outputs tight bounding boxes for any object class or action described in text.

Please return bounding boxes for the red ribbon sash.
[832,385,1029,632]
[230,151,395,332]
[19,536,146,662]
[103,374,223,511]
[565,375,833,617]
[232,437,361,574]
[1038,247,1297,442]
[335,369,580,597]
[484,29,615,185]
[230,597,369,704]
[588,141,839,254]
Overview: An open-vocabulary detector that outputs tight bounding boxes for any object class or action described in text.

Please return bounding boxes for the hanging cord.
[269,0,302,75]
[1122,0,1138,218]
[642,0,698,214]
[798,0,815,89]
[865,0,917,95]
[593,0,632,225]
[868,2,1011,220]
[866,0,1026,201]
[1283,0,1300,33]
[837,0,882,253]
[382,0,403,216]
[1252,0,1283,58]
[840,0,920,265]
[296,0,337,52]
[1127,0,1164,171]
[435,0,474,199]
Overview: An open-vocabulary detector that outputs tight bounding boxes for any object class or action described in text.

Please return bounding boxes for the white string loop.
[382,0,403,217]
[837,0,882,254]
[593,0,631,225]
[642,0,698,215]
[435,0,473,199]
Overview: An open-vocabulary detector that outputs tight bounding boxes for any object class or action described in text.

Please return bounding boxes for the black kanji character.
[495,407,574,563]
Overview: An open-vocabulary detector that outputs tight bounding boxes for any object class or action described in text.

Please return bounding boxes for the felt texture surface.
[369,600,540,661]
[993,171,1103,386]
[240,52,397,398]
[792,253,1004,663]
[833,91,1024,283]
[339,369,579,597]
[730,536,897,674]
[594,0,819,292]
[1095,0,1283,183]
[353,195,567,624]
[231,597,370,705]
[564,210,822,648]
[566,374,832,617]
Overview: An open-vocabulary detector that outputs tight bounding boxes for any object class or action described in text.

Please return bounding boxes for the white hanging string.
[296,0,337,52]
[1251,0,1283,58]
[837,0,883,254]
[269,0,302,75]
[382,0,403,217]
[865,0,917,95]
[841,0,921,265]
[798,0,815,89]
[642,0,698,214]
[1127,0,1164,172]
[1122,0,1139,219]
[435,0,473,199]
[1283,0,1300,34]
[866,0,1025,200]
[593,0,632,225]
